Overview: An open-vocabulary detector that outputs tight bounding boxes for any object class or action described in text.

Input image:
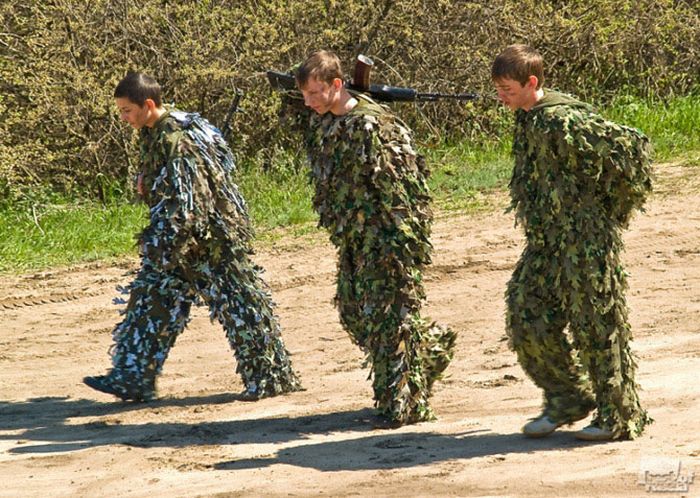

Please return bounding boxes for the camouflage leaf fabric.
[138,109,253,268]
[506,90,652,438]
[293,95,456,424]
[104,108,301,400]
[509,91,653,234]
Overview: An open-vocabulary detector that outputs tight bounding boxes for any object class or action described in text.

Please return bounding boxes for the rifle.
[220,89,243,141]
[266,54,479,103]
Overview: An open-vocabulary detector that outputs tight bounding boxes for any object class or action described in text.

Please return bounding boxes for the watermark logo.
[638,456,695,493]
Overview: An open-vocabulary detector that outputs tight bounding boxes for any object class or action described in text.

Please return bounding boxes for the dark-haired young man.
[84,72,301,402]
[286,50,456,427]
[492,44,653,440]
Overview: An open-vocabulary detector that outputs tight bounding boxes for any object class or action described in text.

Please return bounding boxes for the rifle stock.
[352,54,373,91]
[266,70,297,92]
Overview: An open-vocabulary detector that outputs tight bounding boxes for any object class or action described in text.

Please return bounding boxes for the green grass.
[425,138,512,211]
[604,94,700,161]
[0,201,148,273]
[1,94,698,274]
[237,164,317,231]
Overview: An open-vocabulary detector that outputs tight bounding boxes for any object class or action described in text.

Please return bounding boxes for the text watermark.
[638,456,695,493]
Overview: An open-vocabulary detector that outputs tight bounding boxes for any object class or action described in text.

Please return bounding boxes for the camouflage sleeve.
[349,115,433,267]
[537,107,608,180]
[139,138,200,269]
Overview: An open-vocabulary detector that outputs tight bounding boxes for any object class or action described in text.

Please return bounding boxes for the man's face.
[300,76,340,115]
[493,77,535,111]
[115,97,152,129]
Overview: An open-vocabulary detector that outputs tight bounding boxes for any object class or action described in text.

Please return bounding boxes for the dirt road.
[1,164,698,497]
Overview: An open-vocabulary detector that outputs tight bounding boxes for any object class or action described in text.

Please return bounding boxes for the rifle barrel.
[266,70,479,103]
[416,92,479,101]
[266,71,297,91]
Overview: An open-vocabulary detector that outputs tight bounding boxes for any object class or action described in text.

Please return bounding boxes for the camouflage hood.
[510,87,653,236]
[530,89,591,112]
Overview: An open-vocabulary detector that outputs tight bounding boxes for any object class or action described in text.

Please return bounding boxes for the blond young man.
[286,51,456,427]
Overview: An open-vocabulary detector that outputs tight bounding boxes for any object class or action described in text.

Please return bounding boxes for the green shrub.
[1,0,698,197]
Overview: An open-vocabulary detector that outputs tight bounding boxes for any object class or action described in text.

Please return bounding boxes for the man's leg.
[200,254,301,399]
[85,263,193,401]
[570,259,651,440]
[368,313,455,425]
[337,251,454,425]
[506,251,595,430]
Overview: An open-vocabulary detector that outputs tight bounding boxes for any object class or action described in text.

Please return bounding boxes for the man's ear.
[144,98,157,111]
[331,77,343,90]
[527,75,539,90]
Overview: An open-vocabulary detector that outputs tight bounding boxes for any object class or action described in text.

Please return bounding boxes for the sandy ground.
[1,164,699,498]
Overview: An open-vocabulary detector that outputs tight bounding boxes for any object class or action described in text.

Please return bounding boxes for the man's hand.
[136,172,145,196]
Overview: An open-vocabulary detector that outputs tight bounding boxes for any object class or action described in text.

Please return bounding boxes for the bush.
[1,0,698,197]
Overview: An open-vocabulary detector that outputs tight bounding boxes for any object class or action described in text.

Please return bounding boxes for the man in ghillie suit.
[84,72,301,402]
[285,50,456,427]
[492,44,653,441]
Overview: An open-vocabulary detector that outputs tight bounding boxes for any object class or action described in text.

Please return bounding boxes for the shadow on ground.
[0,396,603,472]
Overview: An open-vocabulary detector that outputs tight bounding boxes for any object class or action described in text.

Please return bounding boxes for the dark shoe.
[83,375,152,402]
[83,375,131,401]
[366,414,403,430]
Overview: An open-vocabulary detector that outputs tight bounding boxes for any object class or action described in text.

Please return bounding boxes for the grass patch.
[425,138,512,211]
[0,200,147,273]
[604,94,700,161]
[1,94,698,274]
[237,164,317,231]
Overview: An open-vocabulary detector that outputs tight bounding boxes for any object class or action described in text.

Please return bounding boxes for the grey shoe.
[574,424,614,441]
[522,414,563,438]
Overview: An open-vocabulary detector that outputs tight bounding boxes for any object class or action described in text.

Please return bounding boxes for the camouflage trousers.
[336,247,456,424]
[506,243,651,439]
[105,250,301,401]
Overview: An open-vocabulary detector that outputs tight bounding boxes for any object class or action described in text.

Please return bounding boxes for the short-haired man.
[492,44,653,440]
[84,72,301,401]
[289,50,456,427]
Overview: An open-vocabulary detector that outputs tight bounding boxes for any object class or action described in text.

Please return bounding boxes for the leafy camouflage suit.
[103,108,301,401]
[506,90,653,438]
[290,95,456,424]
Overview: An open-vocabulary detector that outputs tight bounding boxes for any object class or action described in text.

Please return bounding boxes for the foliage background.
[1,0,698,199]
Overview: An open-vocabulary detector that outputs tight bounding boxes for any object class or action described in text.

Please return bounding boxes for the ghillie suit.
[289,95,456,424]
[506,90,653,438]
[97,109,301,401]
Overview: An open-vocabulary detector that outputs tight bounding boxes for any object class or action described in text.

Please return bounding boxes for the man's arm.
[139,144,201,269]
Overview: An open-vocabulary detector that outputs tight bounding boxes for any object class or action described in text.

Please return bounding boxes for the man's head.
[491,44,544,111]
[295,50,345,115]
[114,72,163,129]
